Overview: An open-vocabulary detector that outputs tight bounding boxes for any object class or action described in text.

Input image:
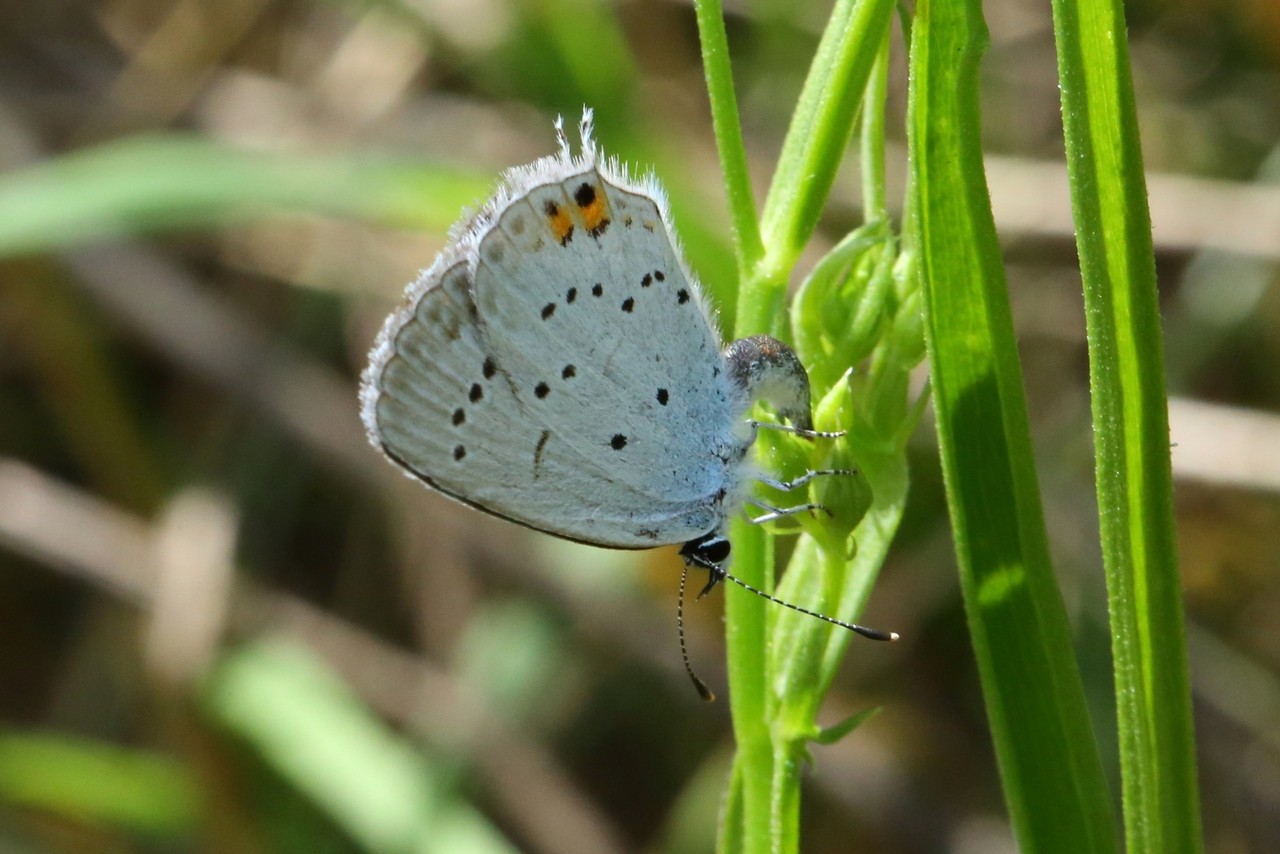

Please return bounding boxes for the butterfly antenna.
[720,571,899,642]
[678,563,715,702]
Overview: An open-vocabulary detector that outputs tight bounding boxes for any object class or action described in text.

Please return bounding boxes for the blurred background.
[1,0,1278,851]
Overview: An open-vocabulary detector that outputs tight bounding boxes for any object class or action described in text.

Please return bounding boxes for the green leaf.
[907,0,1120,850]
[453,598,567,722]
[205,640,517,854]
[1051,0,1204,851]
[0,135,486,258]
[812,706,881,746]
[0,730,197,834]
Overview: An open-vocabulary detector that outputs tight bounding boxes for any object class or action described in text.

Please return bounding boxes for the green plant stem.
[1051,0,1203,850]
[759,0,897,275]
[693,0,765,282]
[766,540,859,852]
[739,0,898,340]
[692,1,782,846]
[721,520,774,854]
[697,2,905,850]
[766,355,919,851]
[768,536,846,852]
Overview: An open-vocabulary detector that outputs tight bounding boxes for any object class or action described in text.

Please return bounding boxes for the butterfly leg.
[755,469,856,492]
[744,499,831,525]
[751,420,844,439]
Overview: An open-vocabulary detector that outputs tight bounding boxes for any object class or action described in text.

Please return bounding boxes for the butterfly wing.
[471,166,744,492]
[362,146,747,548]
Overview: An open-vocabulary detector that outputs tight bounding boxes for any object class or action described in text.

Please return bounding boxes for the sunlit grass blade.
[0,730,197,834]
[0,135,486,258]
[1051,0,1204,850]
[206,640,518,854]
[907,0,1119,849]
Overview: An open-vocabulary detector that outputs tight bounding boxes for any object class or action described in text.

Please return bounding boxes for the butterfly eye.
[700,537,731,564]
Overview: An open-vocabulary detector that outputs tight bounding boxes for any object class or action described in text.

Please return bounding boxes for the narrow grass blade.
[0,135,485,258]
[0,730,197,834]
[206,640,517,854]
[907,0,1119,849]
[1051,0,1204,850]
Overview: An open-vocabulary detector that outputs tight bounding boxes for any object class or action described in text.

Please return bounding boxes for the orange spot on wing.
[545,202,574,244]
[579,193,610,234]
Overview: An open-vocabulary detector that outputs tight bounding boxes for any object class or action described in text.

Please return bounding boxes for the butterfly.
[360,111,895,698]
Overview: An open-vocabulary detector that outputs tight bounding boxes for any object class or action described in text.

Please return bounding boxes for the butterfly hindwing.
[365,251,719,548]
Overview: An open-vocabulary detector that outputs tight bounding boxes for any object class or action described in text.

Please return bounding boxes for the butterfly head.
[679,531,731,599]
[722,335,814,431]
